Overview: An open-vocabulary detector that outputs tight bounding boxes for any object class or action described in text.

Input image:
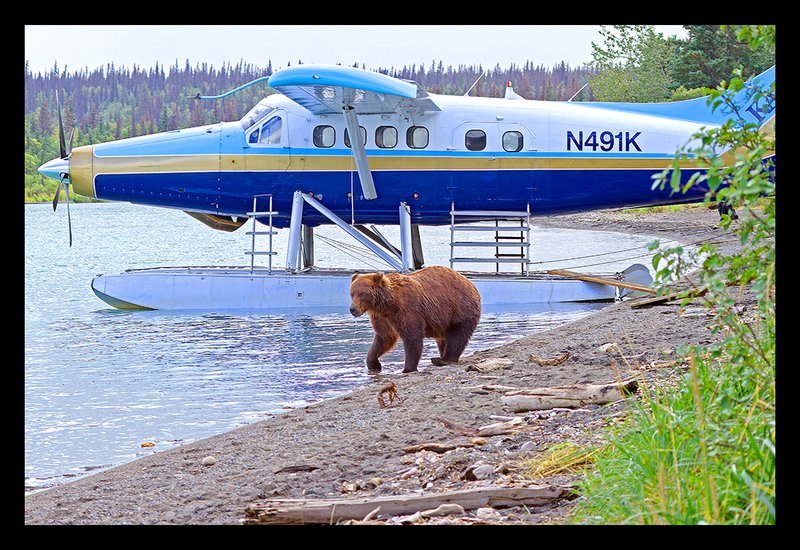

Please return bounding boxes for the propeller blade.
[52,178,63,212]
[56,90,67,159]
[64,182,73,247]
[66,128,75,157]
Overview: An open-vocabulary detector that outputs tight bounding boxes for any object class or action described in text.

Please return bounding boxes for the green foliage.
[588,25,675,102]
[670,25,774,89]
[572,349,775,524]
[572,26,775,525]
[588,25,774,103]
[670,85,708,101]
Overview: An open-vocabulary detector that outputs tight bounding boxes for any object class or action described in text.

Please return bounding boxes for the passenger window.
[344,126,367,148]
[502,131,524,152]
[313,125,335,148]
[375,126,398,148]
[465,129,486,151]
[406,126,428,149]
[258,116,282,145]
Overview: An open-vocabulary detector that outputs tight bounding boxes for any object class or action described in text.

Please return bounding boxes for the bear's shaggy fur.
[349,266,481,373]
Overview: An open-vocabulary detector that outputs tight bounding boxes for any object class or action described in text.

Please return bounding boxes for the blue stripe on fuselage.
[94,167,707,228]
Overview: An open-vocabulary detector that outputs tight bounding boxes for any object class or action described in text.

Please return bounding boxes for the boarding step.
[451,225,531,232]
[450,257,530,263]
[246,210,279,217]
[450,210,530,218]
[449,202,532,275]
[246,195,277,273]
[450,241,530,247]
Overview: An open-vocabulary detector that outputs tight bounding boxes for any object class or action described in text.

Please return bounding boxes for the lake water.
[24,202,664,492]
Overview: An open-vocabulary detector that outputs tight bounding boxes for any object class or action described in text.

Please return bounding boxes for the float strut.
[399,202,414,272]
[286,191,305,272]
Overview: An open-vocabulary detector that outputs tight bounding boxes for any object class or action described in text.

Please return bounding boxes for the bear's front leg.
[366,317,399,373]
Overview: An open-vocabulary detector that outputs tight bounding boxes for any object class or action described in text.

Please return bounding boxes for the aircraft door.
[498,122,538,205]
[450,121,500,204]
[244,111,291,175]
[217,111,291,216]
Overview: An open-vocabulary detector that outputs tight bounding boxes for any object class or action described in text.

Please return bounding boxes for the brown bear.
[349,266,481,373]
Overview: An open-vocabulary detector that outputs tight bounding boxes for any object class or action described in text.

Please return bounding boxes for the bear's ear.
[351,273,360,282]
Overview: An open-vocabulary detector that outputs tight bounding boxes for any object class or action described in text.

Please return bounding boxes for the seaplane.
[38,63,775,310]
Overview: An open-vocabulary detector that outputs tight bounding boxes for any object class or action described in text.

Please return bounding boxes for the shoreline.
[24,205,744,525]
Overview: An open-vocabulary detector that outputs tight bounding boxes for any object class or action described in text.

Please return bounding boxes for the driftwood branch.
[501,379,639,412]
[546,269,655,294]
[465,358,513,372]
[243,484,575,524]
[402,442,470,454]
[527,351,571,366]
[435,416,525,437]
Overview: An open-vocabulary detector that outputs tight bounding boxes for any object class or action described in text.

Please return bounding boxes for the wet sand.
[24,206,747,525]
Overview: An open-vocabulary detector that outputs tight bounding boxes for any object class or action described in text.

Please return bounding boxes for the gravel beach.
[24,205,748,525]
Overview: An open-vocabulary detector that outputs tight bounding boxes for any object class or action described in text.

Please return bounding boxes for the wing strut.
[342,106,378,200]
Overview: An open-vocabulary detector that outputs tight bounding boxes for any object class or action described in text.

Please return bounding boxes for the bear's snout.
[349,303,364,317]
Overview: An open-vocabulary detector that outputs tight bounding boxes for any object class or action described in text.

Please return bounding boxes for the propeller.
[51,90,74,246]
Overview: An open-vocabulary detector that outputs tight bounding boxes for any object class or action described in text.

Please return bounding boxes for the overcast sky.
[25,25,688,75]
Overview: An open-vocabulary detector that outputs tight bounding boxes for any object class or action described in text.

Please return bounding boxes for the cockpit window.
[247,116,282,146]
[260,117,282,145]
[240,99,275,131]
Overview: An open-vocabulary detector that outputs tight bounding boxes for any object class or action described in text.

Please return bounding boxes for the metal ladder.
[245,194,278,273]
[449,202,531,275]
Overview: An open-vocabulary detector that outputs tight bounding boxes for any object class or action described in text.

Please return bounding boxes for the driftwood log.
[243,484,575,524]
[546,269,655,294]
[402,442,470,454]
[501,379,639,412]
[435,416,525,437]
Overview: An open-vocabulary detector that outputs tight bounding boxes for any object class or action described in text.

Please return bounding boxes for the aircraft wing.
[267,64,440,201]
[267,64,440,116]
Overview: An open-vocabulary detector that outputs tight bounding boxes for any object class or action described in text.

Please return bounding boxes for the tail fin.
[574,65,775,128]
[732,65,775,127]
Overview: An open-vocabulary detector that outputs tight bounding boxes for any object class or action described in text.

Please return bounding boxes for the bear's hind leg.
[430,337,447,366]
[436,320,478,365]
[401,336,424,373]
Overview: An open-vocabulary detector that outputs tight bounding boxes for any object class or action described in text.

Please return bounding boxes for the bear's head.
[349,272,385,317]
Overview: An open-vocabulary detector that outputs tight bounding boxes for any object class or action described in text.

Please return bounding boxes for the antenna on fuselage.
[464,70,487,96]
[191,75,272,100]
[568,82,589,102]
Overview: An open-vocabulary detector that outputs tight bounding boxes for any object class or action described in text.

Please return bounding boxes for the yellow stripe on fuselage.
[93,154,220,173]
[86,151,699,179]
[238,154,685,171]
